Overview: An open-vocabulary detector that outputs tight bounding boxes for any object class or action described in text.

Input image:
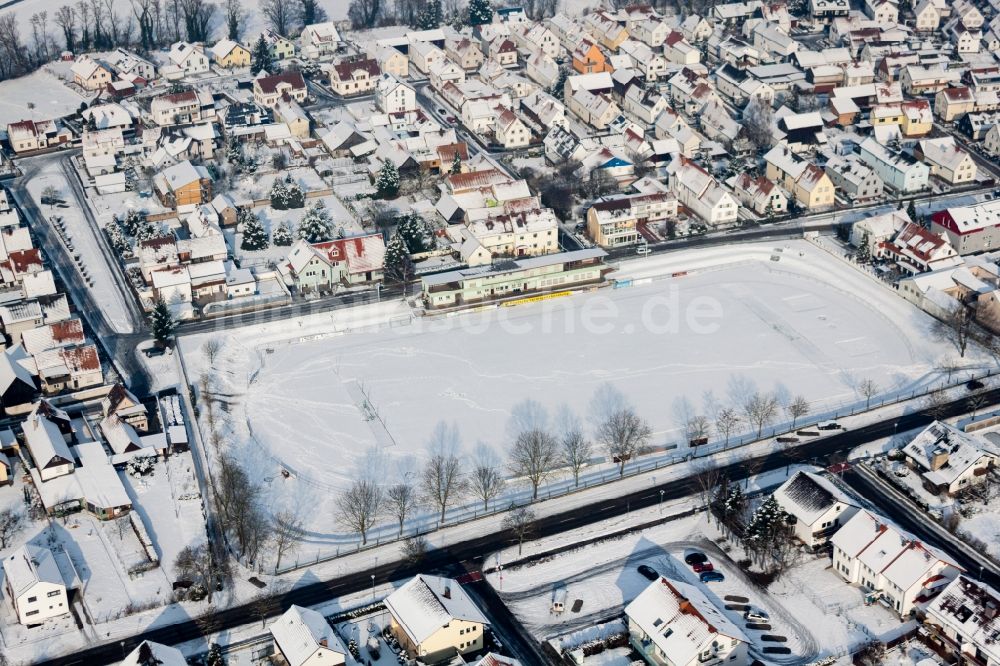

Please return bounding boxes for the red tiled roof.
[255,71,306,94]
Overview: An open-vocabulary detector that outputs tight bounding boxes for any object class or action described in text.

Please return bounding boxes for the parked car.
[699,571,725,583]
[692,561,714,573]
[637,565,659,581]
[144,346,165,358]
[684,551,708,565]
[744,608,770,623]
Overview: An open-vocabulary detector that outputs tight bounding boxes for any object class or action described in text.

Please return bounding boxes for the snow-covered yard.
[0,67,88,126]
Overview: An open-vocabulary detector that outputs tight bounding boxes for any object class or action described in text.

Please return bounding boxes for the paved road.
[34,385,1000,666]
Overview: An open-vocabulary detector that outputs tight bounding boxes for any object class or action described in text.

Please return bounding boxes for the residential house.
[123,642,187,666]
[525,52,560,88]
[300,22,342,60]
[831,509,962,616]
[730,173,789,216]
[623,86,670,126]
[253,71,307,108]
[764,146,836,209]
[987,123,1000,155]
[384,575,491,664]
[211,39,250,68]
[858,137,929,193]
[410,41,446,74]
[632,17,671,46]
[71,55,112,90]
[102,383,149,432]
[283,235,386,293]
[166,42,209,77]
[376,74,416,114]
[932,200,1000,254]
[328,56,381,96]
[680,15,713,42]
[153,160,213,209]
[664,31,701,66]
[0,346,40,414]
[270,605,348,666]
[913,0,941,31]
[7,119,71,154]
[916,137,978,185]
[513,23,560,58]
[878,222,962,274]
[259,29,296,60]
[923,576,1000,666]
[901,65,959,96]
[668,157,740,226]
[487,36,518,67]
[493,107,530,148]
[34,345,102,393]
[370,44,409,78]
[773,470,860,549]
[586,192,678,247]
[621,39,669,79]
[625,576,750,666]
[584,11,629,50]
[902,421,999,495]
[23,405,74,481]
[446,38,486,70]
[811,0,851,20]
[572,38,609,74]
[953,0,984,29]
[864,0,899,22]
[935,87,976,122]
[567,87,620,130]
[1,546,69,625]
[429,60,466,91]
[824,153,884,202]
[109,48,156,82]
[150,90,214,126]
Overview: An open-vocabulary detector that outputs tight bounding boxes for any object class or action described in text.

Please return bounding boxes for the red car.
[693,561,714,573]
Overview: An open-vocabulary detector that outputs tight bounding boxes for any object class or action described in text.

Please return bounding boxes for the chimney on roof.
[443,585,452,599]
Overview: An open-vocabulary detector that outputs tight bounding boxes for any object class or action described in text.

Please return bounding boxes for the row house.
[764,146,836,209]
[831,509,962,617]
[300,21,342,60]
[586,192,678,247]
[924,576,1000,666]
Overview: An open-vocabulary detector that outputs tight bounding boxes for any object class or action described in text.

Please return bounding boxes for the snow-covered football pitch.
[184,241,988,537]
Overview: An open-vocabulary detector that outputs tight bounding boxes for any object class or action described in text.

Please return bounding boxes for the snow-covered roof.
[122,641,187,666]
[625,577,749,665]
[270,605,347,666]
[773,471,858,527]
[1,545,64,598]
[903,421,1000,487]
[384,575,489,646]
[926,576,1000,665]
[23,407,73,470]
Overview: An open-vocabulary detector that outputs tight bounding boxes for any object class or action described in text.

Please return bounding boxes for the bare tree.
[560,427,592,487]
[336,479,383,545]
[469,452,505,512]
[923,391,951,421]
[422,424,466,523]
[181,0,215,42]
[401,535,429,564]
[934,305,975,358]
[223,0,244,39]
[202,337,222,363]
[715,407,741,445]
[174,543,216,601]
[260,0,292,34]
[597,407,653,477]
[215,453,268,562]
[348,0,382,28]
[785,395,810,429]
[502,506,536,556]
[743,392,779,438]
[271,508,302,571]
[858,378,878,410]
[692,460,722,523]
[55,5,78,52]
[509,429,559,500]
[297,0,326,25]
[967,390,989,418]
[0,507,25,549]
[385,482,418,536]
[741,95,774,151]
[685,414,711,444]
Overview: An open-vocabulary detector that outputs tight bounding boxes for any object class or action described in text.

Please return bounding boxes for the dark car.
[144,347,165,358]
[693,561,714,573]
[700,571,725,583]
[637,564,659,581]
[684,551,708,565]
[967,379,985,390]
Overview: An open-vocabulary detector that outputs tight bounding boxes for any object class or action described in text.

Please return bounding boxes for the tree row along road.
[35,386,1000,666]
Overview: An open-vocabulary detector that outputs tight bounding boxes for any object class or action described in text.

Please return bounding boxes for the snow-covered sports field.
[183,240,988,538]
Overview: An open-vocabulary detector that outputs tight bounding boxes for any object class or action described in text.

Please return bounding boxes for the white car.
[744,608,770,623]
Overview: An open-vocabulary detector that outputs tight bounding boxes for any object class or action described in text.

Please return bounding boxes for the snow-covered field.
[0,67,87,125]
[183,241,979,519]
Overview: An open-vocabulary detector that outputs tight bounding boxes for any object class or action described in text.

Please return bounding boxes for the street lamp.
[371,573,376,601]
[659,489,664,510]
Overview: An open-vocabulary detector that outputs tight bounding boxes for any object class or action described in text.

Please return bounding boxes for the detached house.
[626,576,750,666]
[71,55,112,90]
[916,137,978,185]
[211,39,250,68]
[831,509,962,617]
[586,192,678,247]
[150,89,214,126]
[878,222,961,274]
[764,146,836,209]
[1,545,69,625]
[913,0,941,31]
[902,421,999,495]
[376,74,416,114]
[513,24,560,58]
[253,71,307,108]
[166,42,209,77]
[668,157,739,227]
[572,38,609,74]
[730,173,789,216]
[284,235,386,293]
[493,107,530,148]
[258,29,296,60]
[773,470,860,549]
[446,38,486,70]
[300,22,342,60]
[327,56,381,96]
[7,119,71,154]
[385,575,490,664]
[270,605,348,666]
[153,160,213,209]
